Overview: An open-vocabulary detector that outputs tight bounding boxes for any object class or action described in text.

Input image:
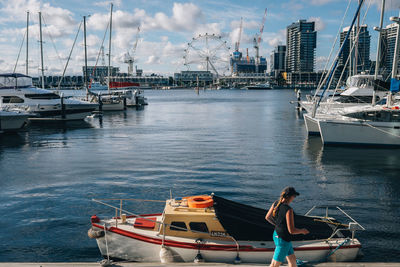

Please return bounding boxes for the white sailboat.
[318,6,400,147]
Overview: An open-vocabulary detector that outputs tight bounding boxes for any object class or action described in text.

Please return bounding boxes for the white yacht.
[0,73,98,121]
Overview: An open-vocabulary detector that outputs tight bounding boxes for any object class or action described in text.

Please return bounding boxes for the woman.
[265,187,309,267]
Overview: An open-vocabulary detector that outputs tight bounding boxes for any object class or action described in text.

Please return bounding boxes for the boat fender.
[87,228,105,239]
[234,254,241,264]
[159,246,174,263]
[194,252,205,263]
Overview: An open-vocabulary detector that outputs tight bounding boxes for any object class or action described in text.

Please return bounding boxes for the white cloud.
[141,3,203,32]
[146,55,160,64]
[94,0,122,8]
[0,0,76,34]
[309,0,337,6]
[309,17,326,31]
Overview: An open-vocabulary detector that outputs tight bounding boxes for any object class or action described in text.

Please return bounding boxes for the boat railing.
[305,205,365,240]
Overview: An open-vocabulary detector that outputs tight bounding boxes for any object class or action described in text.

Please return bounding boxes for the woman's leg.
[270,259,281,267]
[286,254,297,267]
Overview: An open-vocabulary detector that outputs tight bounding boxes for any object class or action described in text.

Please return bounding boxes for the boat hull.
[318,120,400,147]
[0,112,29,131]
[98,102,125,111]
[92,224,361,264]
[303,114,320,136]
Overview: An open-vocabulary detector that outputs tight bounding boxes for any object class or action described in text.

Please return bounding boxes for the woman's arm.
[286,209,309,235]
[265,203,276,226]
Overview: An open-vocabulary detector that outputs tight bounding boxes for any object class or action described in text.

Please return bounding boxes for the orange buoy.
[187,195,214,208]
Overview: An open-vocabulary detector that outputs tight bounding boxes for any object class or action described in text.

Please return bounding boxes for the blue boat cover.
[390,78,400,92]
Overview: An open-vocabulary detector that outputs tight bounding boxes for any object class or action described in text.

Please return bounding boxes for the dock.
[0,263,398,267]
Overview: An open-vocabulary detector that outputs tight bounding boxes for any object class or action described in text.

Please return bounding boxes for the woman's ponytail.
[273,191,286,217]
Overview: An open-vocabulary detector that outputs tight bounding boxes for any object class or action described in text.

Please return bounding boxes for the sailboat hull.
[318,120,400,147]
[303,114,321,136]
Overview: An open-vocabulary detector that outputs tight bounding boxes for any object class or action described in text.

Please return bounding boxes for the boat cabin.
[158,196,230,241]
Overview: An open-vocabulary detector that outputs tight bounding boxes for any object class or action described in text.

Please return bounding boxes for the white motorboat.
[89,195,364,264]
[0,73,98,121]
[0,108,30,132]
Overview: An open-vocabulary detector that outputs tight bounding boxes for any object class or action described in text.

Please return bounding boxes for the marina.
[0,90,399,264]
[1,0,400,265]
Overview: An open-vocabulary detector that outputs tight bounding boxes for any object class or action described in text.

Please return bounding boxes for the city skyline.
[0,0,399,77]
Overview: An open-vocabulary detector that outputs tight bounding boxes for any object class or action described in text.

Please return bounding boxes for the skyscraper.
[380,23,400,79]
[270,45,286,78]
[337,25,371,81]
[286,20,317,73]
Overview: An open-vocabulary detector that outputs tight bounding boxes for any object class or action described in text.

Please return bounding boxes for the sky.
[0,0,400,77]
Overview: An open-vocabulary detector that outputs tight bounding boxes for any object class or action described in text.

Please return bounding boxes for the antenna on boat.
[169,189,172,200]
[107,3,113,93]
[84,15,89,98]
[26,11,29,75]
[39,11,45,89]
[372,0,385,106]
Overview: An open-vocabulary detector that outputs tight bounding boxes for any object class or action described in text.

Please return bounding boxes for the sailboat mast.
[374,0,385,80]
[354,0,360,75]
[39,12,45,88]
[372,0,385,106]
[84,15,88,96]
[26,11,29,75]
[107,3,113,93]
[391,12,400,80]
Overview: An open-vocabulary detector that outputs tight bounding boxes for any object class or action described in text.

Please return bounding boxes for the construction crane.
[124,26,140,76]
[234,17,243,52]
[253,8,267,72]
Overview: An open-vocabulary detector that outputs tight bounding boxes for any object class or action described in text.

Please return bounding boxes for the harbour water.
[0,90,399,262]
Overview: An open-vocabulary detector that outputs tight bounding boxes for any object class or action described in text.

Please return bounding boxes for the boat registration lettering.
[211,231,228,237]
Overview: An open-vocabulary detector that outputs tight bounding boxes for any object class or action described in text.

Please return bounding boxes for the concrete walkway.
[0,263,398,267]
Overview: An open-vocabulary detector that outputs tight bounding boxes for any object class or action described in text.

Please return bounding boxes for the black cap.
[283,187,299,197]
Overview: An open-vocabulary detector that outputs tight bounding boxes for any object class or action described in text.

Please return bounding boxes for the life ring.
[187,195,214,208]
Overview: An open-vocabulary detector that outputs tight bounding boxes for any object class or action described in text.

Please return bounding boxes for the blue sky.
[0,0,399,77]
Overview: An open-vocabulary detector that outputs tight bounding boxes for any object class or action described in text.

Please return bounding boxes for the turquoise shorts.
[272,230,294,262]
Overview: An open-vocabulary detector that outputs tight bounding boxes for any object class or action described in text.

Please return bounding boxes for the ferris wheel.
[183,33,231,76]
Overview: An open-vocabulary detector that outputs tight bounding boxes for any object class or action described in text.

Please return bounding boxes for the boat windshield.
[24,93,60,100]
[346,76,375,88]
[0,74,32,89]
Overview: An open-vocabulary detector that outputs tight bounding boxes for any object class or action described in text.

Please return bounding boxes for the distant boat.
[0,73,97,121]
[244,83,272,90]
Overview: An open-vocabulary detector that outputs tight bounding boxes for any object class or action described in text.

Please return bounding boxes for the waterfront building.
[83,66,120,83]
[270,45,286,78]
[174,71,214,86]
[286,20,317,73]
[217,73,270,87]
[33,75,84,89]
[337,25,371,81]
[230,53,267,75]
[379,23,400,79]
[284,71,325,87]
